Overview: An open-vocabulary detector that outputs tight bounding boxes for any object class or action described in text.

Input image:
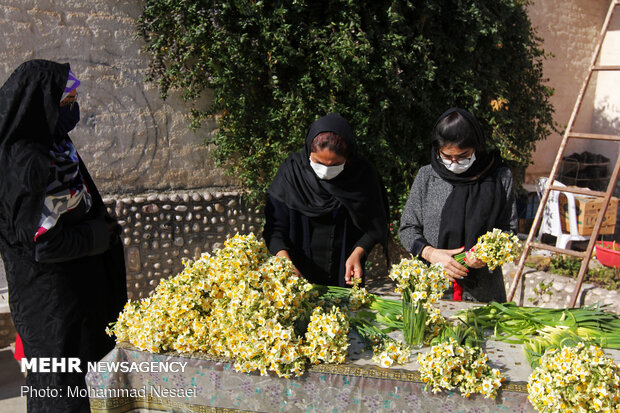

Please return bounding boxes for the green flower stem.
[456,301,620,367]
[403,300,427,347]
[454,251,469,268]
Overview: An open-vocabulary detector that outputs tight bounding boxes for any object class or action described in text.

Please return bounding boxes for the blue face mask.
[56,102,80,136]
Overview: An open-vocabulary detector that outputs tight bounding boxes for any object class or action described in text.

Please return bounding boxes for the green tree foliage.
[139,0,555,227]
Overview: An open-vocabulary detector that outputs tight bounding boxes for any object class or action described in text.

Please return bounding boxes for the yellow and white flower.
[468,228,522,270]
[527,343,620,412]
[107,233,350,377]
[417,337,504,399]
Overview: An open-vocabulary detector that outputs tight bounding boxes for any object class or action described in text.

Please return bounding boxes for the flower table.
[85,300,620,413]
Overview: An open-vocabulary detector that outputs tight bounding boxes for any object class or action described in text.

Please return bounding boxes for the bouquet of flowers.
[388,257,450,347]
[456,228,522,270]
[107,233,351,378]
[527,343,620,412]
[417,337,504,399]
[302,306,350,365]
[371,336,411,368]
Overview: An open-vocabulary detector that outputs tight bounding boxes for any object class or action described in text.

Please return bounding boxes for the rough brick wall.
[526,0,612,181]
[0,0,233,192]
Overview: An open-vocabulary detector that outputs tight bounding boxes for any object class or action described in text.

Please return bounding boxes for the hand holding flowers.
[456,228,522,271]
[422,245,469,281]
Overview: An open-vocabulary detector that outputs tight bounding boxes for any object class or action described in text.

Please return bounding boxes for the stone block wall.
[103,190,263,299]
[0,0,233,193]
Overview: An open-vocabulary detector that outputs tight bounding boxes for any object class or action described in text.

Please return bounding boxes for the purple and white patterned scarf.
[34,138,92,241]
[34,70,91,241]
[60,70,80,102]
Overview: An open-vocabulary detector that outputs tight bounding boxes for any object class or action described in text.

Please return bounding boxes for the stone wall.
[0,0,233,192]
[2,0,616,192]
[103,190,263,299]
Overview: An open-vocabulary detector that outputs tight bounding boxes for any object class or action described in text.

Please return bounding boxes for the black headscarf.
[268,113,389,250]
[0,60,70,249]
[430,108,507,291]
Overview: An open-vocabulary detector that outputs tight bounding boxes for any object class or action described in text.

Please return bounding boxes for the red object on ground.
[453,282,463,301]
[595,241,620,268]
[14,333,24,361]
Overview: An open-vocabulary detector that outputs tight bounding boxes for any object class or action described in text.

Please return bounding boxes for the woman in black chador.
[264,113,389,287]
[0,60,127,412]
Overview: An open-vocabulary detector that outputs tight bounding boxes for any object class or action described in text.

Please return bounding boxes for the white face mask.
[440,151,476,174]
[309,157,345,180]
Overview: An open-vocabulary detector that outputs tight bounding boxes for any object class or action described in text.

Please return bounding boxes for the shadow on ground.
[0,347,24,400]
[365,237,409,296]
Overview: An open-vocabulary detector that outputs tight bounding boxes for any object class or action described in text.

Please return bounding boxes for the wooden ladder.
[507,0,620,307]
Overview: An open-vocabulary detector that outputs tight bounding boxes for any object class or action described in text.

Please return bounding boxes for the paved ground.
[0,345,26,413]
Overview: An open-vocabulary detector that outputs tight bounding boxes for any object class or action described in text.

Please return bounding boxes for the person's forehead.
[311,147,346,163]
[440,145,473,155]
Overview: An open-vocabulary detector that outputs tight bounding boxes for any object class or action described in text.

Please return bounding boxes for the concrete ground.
[0,345,26,413]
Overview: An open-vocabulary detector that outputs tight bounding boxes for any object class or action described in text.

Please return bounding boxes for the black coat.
[0,60,127,412]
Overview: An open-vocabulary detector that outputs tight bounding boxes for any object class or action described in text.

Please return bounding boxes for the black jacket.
[0,59,127,412]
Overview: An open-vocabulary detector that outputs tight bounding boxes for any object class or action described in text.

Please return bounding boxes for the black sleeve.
[409,237,431,257]
[497,168,519,234]
[263,195,291,255]
[353,233,375,255]
[34,219,110,263]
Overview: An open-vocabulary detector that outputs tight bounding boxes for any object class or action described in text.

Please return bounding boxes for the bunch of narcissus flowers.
[322,284,413,368]
[371,336,411,368]
[388,257,450,326]
[348,278,373,311]
[527,343,620,412]
[417,337,505,399]
[461,228,522,270]
[106,233,350,378]
[302,306,350,365]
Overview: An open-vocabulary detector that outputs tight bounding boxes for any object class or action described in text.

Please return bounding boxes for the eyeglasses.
[438,152,474,166]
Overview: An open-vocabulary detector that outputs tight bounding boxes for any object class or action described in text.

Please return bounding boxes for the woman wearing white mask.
[264,113,389,287]
[399,108,517,303]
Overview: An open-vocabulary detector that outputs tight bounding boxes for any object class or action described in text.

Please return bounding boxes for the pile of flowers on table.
[457,301,620,412]
[107,233,349,377]
[106,230,620,412]
[527,343,620,412]
[417,336,504,399]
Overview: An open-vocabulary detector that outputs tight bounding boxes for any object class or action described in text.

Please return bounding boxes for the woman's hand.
[421,245,469,282]
[276,250,302,277]
[345,246,365,285]
[464,250,485,269]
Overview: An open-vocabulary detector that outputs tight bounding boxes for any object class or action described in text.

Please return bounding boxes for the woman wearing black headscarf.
[0,60,127,412]
[264,113,389,287]
[399,108,517,303]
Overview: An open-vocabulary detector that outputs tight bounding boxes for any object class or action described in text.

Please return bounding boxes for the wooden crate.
[559,193,618,235]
